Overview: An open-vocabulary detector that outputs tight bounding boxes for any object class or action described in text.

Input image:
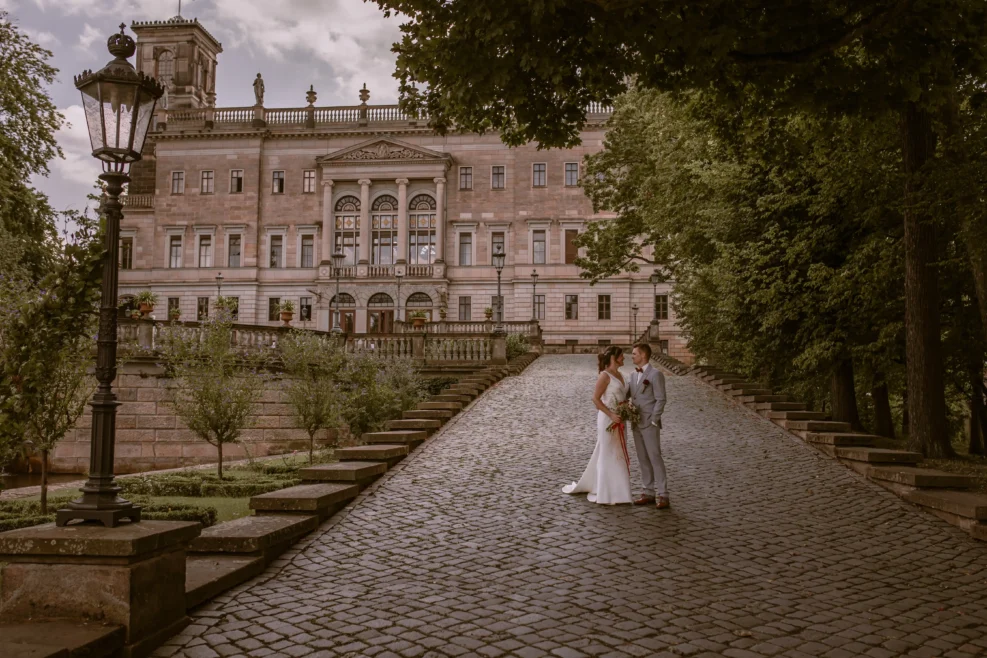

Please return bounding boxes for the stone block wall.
[50,360,327,474]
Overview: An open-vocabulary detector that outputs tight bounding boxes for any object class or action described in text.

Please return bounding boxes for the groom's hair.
[633,343,652,359]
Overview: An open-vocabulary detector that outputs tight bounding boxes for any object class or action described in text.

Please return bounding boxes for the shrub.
[423,376,459,396]
[199,479,298,497]
[0,514,53,532]
[141,502,217,527]
[506,333,530,361]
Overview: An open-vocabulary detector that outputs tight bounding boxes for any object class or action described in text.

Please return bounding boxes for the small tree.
[280,331,348,462]
[342,354,425,437]
[160,309,268,478]
[26,334,96,514]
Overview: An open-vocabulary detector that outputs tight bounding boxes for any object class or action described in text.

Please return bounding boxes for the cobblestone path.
[158,356,987,658]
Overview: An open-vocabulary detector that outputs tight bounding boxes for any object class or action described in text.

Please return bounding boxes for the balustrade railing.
[368,265,394,277]
[425,336,492,362]
[266,108,309,124]
[213,107,255,123]
[122,194,154,208]
[395,320,541,338]
[406,264,433,277]
[169,108,208,124]
[314,106,362,123]
[345,335,414,359]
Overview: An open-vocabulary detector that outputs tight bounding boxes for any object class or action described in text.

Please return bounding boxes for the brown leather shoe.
[633,495,656,506]
[656,496,670,509]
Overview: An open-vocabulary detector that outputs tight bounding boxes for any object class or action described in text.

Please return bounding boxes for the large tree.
[373,0,987,456]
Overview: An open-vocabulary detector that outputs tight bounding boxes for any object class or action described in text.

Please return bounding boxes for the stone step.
[458,380,488,389]
[462,376,495,384]
[0,621,125,658]
[780,419,852,432]
[362,430,428,446]
[740,394,790,404]
[186,555,266,609]
[431,394,472,404]
[904,489,987,521]
[419,401,464,411]
[403,409,455,420]
[728,388,775,397]
[337,444,409,466]
[764,410,827,421]
[801,432,876,447]
[189,514,319,558]
[386,418,443,432]
[753,402,807,411]
[868,466,975,489]
[972,524,987,542]
[447,385,481,395]
[299,461,387,489]
[250,482,359,521]
[710,376,746,385]
[718,382,762,391]
[834,447,922,464]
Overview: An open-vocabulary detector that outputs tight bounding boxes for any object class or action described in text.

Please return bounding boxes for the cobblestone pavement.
[157,356,987,658]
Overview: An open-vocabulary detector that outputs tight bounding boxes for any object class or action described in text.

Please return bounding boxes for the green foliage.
[0,494,220,530]
[133,290,158,306]
[341,354,425,436]
[278,299,295,314]
[423,376,458,396]
[506,334,530,361]
[118,470,298,498]
[280,331,347,460]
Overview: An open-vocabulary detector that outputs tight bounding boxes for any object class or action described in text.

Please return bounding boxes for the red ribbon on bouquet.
[607,421,632,475]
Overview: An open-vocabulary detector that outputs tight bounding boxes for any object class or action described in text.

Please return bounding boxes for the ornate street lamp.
[492,244,506,334]
[530,269,539,321]
[216,272,224,298]
[57,25,163,527]
[331,250,345,334]
[649,270,661,321]
[632,304,640,345]
[395,269,404,324]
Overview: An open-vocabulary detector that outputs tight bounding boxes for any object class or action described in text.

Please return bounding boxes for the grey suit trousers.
[631,423,667,497]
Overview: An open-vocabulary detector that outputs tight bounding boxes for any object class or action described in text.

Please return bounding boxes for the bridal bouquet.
[607,400,640,433]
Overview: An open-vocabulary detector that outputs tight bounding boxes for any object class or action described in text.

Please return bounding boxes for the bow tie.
[635,368,643,373]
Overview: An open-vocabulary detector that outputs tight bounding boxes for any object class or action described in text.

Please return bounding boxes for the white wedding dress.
[563,371,634,504]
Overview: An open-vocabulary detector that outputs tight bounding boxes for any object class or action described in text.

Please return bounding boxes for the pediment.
[317,138,449,164]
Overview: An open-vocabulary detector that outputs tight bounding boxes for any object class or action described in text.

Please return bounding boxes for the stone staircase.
[685,364,987,543]
[182,358,535,613]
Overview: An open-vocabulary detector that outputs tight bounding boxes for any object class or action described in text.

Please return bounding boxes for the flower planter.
[139,303,154,316]
[280,311,293,326]
[412,318,426,329]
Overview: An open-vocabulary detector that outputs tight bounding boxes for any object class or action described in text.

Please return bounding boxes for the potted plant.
[438,306,447,320]
[168,306,181,321]
[409,310,427,328]
[130,309,142,320]
[484,307,493,320]
[134,290,158,316]
[279,300,295,325]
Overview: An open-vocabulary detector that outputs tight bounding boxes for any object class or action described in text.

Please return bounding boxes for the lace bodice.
[601,372,628,410]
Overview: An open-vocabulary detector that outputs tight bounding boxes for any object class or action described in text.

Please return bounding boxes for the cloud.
[76,23,103,51]
[22,26,59,46]
[51,105,102,189]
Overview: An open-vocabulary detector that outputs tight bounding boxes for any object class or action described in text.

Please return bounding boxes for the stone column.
[434,177,446,263]
[358,179,371,265]
[321,179,334,263]
[396,178,409,265]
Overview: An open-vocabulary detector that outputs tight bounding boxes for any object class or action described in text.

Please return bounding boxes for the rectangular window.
[564,229,578,265]
[167,297,180,318]
[120,237,133,270]
[230,169,244,193]
[492,295,504,323]
[272,170,285,194]
[168,235,182,268]
[268,298,281,322]
[532,163,546,187]
[269,235,283,268]
[491,165,505,190]
[565,162,579,187]
[228,235,241,268]
[656,294,669,320]
[533,230,546,264]
[300,296,312,321]
[303,170,316,194]
[565,294,579,320]
[659,339,669,355]
[459,166,473,190]
[491,232,505,265]
[534,294,545,321]
[227,296,239,321]
[200,170,214,194]
[198,235,212,268]
[301,234,315,268]
[171,171,185,195]
[459,233,472,266]
[597,294,611,320]
[458,296,471,321]
[197,297,209,321]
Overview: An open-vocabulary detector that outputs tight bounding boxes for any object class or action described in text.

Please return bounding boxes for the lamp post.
[57,25,163,527]
[331,250,345,334]
[632,304,639,346]
[216,272,223,297]
[395,269,404,325]
[492,244,506,334]
[530,269,539,321]
[649,271,660,321]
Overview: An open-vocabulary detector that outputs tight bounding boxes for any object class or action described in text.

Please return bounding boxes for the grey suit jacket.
[628,364,667,429]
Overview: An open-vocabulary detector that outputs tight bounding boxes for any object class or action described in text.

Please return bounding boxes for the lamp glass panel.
[79,81,104,152]
[131,93,157,156]
[102,82,131,152]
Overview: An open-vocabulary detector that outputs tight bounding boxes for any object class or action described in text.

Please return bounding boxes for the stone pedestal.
[0,521,201,658]
[491,332,508,365]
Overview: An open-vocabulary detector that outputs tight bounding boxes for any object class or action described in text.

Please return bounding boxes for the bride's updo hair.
[597,345,623,372]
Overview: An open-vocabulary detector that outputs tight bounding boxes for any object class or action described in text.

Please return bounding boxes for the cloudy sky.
[3,0,404,214]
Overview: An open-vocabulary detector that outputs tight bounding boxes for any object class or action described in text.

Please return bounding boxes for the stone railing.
[407,264,433,277]
[425,336,492,362]
[395,319,541,340]
[122,194,154,208]
[368,265,394,277]
[117,318,306,353]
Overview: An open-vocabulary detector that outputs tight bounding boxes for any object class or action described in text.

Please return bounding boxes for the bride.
[563,345,633,504]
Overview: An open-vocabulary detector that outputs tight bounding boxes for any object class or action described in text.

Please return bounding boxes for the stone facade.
[121,15,689,360]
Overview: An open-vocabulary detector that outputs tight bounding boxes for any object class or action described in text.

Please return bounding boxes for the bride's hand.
[608,412,621,423]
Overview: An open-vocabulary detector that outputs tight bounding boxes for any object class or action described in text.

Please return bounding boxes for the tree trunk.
[309,431,315,464]
[830,358,864,432]
[971,373,986,456]
[217,442,224,480]
[872,381,895,439]
[40,449,48,516]
[902,387,910,437]
[900,102,953,458]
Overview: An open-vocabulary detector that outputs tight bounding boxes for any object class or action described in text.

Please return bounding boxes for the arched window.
[406,292,432,308]
[329,293,356,307]
[156,51,174,87]
[408,194,436,265]
[330,293,356,333]
[368,293,394,307]
[334,195,361,266]
[371,195,398,265]
[367,292,394,333]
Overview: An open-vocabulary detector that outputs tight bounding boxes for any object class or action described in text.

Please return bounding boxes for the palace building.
[120,15,687,358]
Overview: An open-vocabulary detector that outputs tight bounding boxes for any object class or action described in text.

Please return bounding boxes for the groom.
[628,344,669,509]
